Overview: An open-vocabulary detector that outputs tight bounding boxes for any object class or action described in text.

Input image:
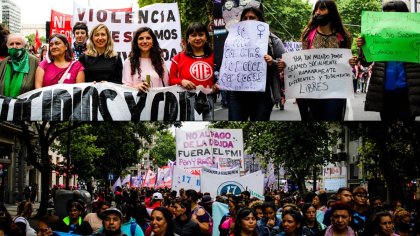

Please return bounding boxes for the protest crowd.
[1,185,419,236]
[0,0,419,121]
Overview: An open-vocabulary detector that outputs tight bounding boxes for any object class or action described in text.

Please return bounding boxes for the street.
[214,92,420,121]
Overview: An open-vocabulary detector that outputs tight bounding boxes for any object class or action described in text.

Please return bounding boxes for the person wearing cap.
[92,208,127,236]
[147,192,164,216]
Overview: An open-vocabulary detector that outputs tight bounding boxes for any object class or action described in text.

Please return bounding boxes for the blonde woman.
[79,23,122,83]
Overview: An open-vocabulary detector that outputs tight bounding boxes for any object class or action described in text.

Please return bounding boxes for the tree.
[52,123,105,192]
[149,130,176,167]
[353,122,420,203]
[25,33,46,47]
[337,0,382,37]
[263,0,312,41]
[19,121,84,217]
[137,0,212,34]
[211,122,339,193]
[88,122,163,182]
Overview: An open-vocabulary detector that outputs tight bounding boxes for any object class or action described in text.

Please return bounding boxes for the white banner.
[283,48,354,99]
[175,129,212,175]
[201,165,240,176]
[219,21,269,92]
[0,83,213,121]
[200,171,264,200]
[210,129,244,170]
[171,166,201,193]
[73,2,182,69]
[175,128,244,174]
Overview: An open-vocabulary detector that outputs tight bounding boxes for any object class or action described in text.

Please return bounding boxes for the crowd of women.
[0,186,419,236]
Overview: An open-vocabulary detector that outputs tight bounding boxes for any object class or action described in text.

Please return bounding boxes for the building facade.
[1,0,21,33]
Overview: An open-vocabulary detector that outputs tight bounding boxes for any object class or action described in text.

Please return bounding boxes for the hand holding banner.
[219,21,269,92]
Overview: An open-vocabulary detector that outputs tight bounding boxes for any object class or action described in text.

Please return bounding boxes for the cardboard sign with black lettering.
[283,48,354,99]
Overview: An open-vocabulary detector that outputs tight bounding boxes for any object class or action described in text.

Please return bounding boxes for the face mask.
[314,14,330,26]
[8,48,26,60]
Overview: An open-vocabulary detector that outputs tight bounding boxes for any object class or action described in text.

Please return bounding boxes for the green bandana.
[8,48,29,73]
[3,64,25,98]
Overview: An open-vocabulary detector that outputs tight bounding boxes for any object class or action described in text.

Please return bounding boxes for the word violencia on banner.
[73,3,182,69]
[0,83,213,121]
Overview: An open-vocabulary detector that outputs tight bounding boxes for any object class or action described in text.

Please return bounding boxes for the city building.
[21,24,46,38]
[0,122,38,203]
[0,0,21,33]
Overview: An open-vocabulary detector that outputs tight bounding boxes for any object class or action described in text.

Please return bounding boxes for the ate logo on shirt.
[190,61,213,81]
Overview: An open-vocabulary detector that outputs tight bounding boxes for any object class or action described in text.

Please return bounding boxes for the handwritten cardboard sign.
[361,11,420,63]
[283,48,354,99]
[219,21,269,92]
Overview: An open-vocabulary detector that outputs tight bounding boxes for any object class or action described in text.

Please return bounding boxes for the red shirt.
[169,52,214,89]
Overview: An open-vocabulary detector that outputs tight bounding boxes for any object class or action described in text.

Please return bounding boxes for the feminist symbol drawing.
[410,39,420,63]
[257,24,265,38]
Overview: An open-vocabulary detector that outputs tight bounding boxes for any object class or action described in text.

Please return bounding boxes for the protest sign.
[201,171,264,200]
[218,21,269,92]
[171,166,201,193]
[142,169,156,188]
[201,165,240,176]
[283,48,354,99]
[51,10,73,43]
[210,129,244,170]
[175,129,213,174]
[283,42,302,52]
[73,2,182,68]
[156,166,172,188]
[175,128,244,174]
[361,11,420,63]
[0,83,213,121]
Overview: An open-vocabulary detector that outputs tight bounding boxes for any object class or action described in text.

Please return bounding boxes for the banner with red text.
[51,10,73,43]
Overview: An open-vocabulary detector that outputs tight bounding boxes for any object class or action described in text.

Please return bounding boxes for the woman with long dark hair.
[232,207,259,236]
[172,198,200,236]
[169,22,215,120]
[150,207,176,236]
[123,27,168,92]
[279,0,355,121]
[301,203,325,236]
[228,6,285,121]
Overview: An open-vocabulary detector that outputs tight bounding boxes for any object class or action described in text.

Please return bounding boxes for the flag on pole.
[35,30,41,52]
[142,169,157,188]
[112,177,122,192]
[122,174,131,185]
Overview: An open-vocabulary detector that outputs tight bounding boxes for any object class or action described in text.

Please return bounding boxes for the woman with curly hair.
[123,27,168,92]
